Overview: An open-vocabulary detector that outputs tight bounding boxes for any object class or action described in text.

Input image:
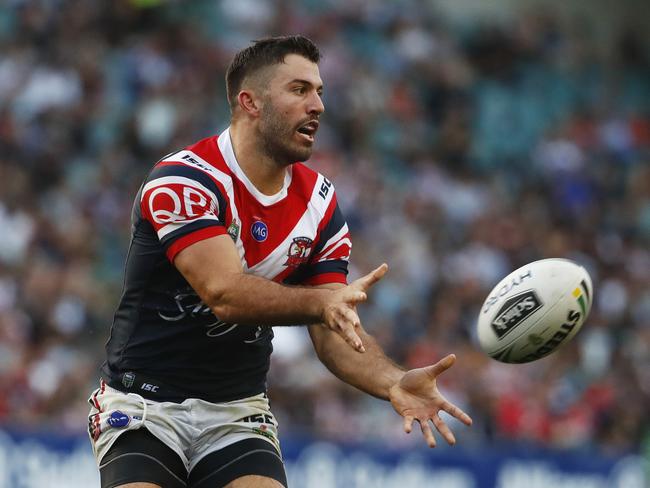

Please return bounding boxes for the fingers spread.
[418,419,436,448]
[424,354,456,379]
[338,288,367,307]
[354,263,388,292]
[432,414,456,445]
[351,291,367,304]
[335,308,365,352]
[441,401,473,426]
[340,307,361,330]
[403,415,414,434]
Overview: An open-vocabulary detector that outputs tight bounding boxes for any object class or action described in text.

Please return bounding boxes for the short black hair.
[225,35,321,111]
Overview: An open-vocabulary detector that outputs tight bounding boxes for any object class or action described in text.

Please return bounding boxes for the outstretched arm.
[175,235,386,351]
[309,282,472,447]
[309,315,404,400]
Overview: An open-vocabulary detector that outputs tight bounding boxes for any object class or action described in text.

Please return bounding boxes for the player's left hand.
[388,354,472,448]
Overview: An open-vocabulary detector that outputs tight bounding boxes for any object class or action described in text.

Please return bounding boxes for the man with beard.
[88,36,472,488]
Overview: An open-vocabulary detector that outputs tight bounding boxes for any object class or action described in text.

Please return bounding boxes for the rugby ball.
[477,258,592,363]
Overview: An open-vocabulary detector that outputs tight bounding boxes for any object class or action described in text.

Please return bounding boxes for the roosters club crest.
[285,237,313,267]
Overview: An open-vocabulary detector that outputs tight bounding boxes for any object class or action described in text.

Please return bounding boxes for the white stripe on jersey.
[161,150,246,265]
[309,174,336,218]
[157,215,222,239]
[161,147,342,279]
[318,238,352,262]
[248,174,336,279]
[318,223,349,257]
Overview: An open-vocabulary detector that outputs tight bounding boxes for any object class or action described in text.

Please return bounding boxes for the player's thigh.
[224,475,285,488]
[188,438,287,488]
[100,429,187,488]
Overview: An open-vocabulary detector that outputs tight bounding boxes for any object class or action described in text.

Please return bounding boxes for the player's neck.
[229,123,288,196]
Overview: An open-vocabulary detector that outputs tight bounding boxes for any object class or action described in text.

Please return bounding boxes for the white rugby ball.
[477,258,592,363]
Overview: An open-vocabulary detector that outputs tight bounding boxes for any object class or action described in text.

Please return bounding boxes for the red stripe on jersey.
[313,231,351,262]
[303,272,348,286]
[93,414,101,441]
[196,136,319,268]
[187,136,231,174]
[269,266,295,284]
[313,232,351,263]
[234,164,319,268]
[185,136,338,270]
[167,226,228,262]
[156,160,191,168]
[91,392,101,411]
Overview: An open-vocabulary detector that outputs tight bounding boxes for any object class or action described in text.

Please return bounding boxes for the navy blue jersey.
[101,129,351,403]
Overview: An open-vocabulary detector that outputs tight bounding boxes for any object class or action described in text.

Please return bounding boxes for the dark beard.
[258,103,313,165]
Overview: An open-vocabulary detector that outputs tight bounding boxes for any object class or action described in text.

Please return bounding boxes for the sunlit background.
[0,0,649,486]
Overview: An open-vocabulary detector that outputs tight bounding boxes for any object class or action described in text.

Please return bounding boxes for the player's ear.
[237,90,262,118]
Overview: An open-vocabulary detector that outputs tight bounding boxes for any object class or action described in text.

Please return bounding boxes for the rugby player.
[88,35,472,488]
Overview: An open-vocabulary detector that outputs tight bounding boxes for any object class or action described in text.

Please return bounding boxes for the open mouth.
[296,120,319,142]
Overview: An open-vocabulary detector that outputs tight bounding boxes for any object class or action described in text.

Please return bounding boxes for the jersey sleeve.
[140,162,228,261]
[300,193,351,286]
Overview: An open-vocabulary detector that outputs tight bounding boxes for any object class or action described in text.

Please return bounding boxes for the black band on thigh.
[99,428,187,488]
[188,438,287,488]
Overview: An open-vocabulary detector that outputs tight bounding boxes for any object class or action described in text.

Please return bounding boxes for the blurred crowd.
[0,0,648,456]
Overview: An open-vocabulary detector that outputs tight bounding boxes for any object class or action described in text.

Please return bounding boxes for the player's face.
[258,54,324,164]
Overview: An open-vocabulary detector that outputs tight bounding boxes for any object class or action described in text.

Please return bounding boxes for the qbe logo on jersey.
[144,178,219,225]
[251,221,268,242]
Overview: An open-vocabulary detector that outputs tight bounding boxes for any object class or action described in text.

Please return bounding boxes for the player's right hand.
[321,263,388,352]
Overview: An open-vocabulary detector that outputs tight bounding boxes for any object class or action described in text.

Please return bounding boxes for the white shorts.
[87,380,281,473]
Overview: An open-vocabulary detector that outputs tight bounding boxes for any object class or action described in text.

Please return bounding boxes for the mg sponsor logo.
[251,221,268,242]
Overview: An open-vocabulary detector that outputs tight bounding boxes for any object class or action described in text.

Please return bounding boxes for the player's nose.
[307,91,325,115]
